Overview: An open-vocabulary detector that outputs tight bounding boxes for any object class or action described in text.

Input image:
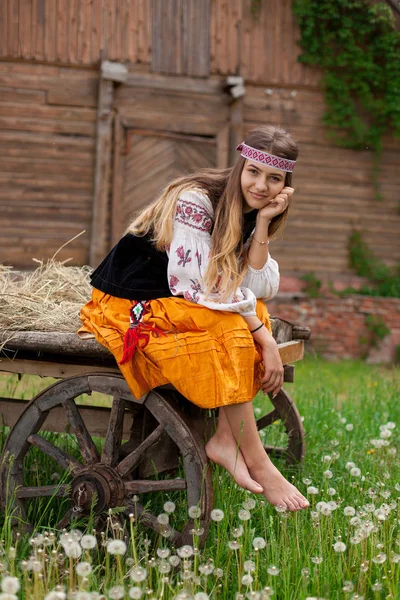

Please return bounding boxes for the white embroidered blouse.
[167,189,280,317]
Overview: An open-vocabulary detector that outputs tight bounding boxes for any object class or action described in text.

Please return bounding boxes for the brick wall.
[267,293,400,363]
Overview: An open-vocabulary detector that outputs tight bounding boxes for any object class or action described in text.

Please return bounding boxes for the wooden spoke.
[16,485,69,499]
[127,501,181,545]
[257,409,280,431]
[117,424,164,477]
[62,399,100,465]
[27,434,82,474]
[101,395,126,466]
[264,446,288,459]
[56,507,75,530]
[124,479,187,495]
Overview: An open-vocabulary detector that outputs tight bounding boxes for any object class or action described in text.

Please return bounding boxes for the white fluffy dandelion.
[243,560,256,573]
[344,506,356,516]
[188,506,202,519]
[267,565,280,576]
[242,498,256,510]
[350,467,361,477]
[238,509,251,521]
[307,486,319,495]
[157,513,170,525]
[323,470,333,479]
[311,557,323,564]
[228,541,241,550]
[194,593,209,600]
[345,462,356,470]
[157,560,171,574]
[108,585,125,600]
[252,537,266,550]
[75,592,91,600]
[106,540,127,555]
[75,562,92,577]
[129,566,147,583]
[177,545,194,559]
[163,501,176,514]
[345,423,354,431]
[0,578,20,595]
[63,541,82,559]
[210,509,224,522]
[44,591,66,600]
[232,526,244,538]
[80,535,97,550]
[372,553,387,564]
[242,574,254,586]
[157,548,170,559]
[333,542,346,553]
[169,555,180,567]
[128,587,143,599]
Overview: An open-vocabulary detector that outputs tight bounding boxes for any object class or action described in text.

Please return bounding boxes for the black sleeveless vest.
[90,210,258,300]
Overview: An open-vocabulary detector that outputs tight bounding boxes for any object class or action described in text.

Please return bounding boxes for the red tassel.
[119,323,167,365]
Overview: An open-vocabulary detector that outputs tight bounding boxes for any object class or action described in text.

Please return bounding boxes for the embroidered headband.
[236,141,296,173]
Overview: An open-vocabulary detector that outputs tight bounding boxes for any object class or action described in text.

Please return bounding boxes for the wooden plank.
[111,114,124,244]
[68,0,79,63]
[44,0,56,62]
[0,1,7,57]
[34,0,45,59]
[82,0,92,64]
[0,86,46,103]
[0,357,119,378]
[89,74,114,266]
[137,0,151,64]
[91,0,101,63]
[56,0,68,62]
[0,331,112,359]
[127,0,137,63]
[277,341,304,365]
[19,0,32,58]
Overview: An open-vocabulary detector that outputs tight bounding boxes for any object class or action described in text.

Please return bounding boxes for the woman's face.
[240,159,286,213]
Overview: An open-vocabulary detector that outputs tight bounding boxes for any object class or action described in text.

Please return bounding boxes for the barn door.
[111,124,227,244]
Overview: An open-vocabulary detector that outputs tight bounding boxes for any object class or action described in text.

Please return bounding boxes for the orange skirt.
[78,290,271,409]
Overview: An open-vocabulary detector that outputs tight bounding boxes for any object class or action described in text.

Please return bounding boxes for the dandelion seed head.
[302,478,312,485]
[106,540,127,555]
[311,557,323,564]
[320,505,332,517]
[74,592,91,600]
[210,509,225,522]
[128,589,143,600]
[180,568,193,581]
[44,591,67,600]
[307,486,319,495]
[350,467,361,477]
[372,553,386,564]
[80,535,97,550]
[345,462,356,470]
[344,506,356,516]
[390,553,400,563]
[327,488,337,497]
[177,545,194,559]
[188,506,201,519]
[157,548,170,559]
[350,535,362,545]
[242,498,256,510]
[252,537,266,550]
[243,560,256,573]
[371,581,382,591]
[242,574,254,586]
[214,568,223,578]
[157,513,170,525]
[75,562,92,577]
[238,509,251,521]
[342,581,354,592]
[194,593,209,600]
[323,470,333,479]
[232,525,244,538]
[267,565,280,576]
[62,541,82,559]
[327,500,338,510]
[274,505,287,513]
[228,541,241,550]
[169,555,180,567]
[333,542,346,552]
[322,455,332,463]
[157,560,171,574]
[163,501,176,514]
[129,566,147,583]
[345,424,354,431]
[0,578,20,595]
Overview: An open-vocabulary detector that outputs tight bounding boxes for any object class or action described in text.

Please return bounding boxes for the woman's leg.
[205,407,263,494]
[222,401,309,511]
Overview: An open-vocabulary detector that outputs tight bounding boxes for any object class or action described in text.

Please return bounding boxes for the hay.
[0,258,93,335]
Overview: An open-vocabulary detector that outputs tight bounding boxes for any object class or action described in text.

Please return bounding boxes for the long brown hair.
[127,124,298,300]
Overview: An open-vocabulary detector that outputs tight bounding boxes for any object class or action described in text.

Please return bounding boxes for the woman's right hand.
[260,338,284,397]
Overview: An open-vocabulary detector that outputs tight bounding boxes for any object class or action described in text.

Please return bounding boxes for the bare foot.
[205,434,263,494]
[249,457,309,511]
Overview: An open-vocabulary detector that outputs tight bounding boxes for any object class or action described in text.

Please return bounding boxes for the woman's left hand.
[258,186,294,221]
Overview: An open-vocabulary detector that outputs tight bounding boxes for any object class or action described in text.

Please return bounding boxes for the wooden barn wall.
[0,0,318,85]
[0,61,97,266]
[242,86,400,279]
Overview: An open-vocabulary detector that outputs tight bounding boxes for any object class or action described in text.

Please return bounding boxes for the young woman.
[79,124,309,512]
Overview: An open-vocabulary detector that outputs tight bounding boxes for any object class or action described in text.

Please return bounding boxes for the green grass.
[0,358,399,599]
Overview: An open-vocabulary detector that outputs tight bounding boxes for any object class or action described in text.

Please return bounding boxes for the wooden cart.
[0,319,310,546]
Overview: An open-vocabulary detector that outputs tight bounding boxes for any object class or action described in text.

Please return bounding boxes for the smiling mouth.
[250,192,267,199]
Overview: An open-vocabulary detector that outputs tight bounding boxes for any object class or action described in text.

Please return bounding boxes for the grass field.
[0,357,399,599]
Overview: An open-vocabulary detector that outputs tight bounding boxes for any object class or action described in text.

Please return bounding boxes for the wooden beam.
[89,63,114,266]
[277,340,304,365]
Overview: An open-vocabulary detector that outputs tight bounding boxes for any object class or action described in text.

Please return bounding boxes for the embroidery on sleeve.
[169,275,179,293]
[195,250,202,270]
[175,199,213,233]
[176,245,192,267]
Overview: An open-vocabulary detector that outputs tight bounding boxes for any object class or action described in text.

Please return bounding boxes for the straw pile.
[0,259,92,334]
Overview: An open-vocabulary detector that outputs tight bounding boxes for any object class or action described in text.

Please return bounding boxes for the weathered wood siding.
[0,61,97,265]
[0,0,318,84]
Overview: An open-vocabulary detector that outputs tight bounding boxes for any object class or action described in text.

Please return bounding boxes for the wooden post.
[89,60,128,267]
[228,77,245,165]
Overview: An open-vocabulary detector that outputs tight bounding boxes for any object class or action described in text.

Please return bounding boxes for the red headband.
[237,142,296,173]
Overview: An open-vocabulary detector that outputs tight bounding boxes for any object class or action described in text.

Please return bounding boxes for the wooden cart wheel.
[0,373,213,547]
[257,387,305,464]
